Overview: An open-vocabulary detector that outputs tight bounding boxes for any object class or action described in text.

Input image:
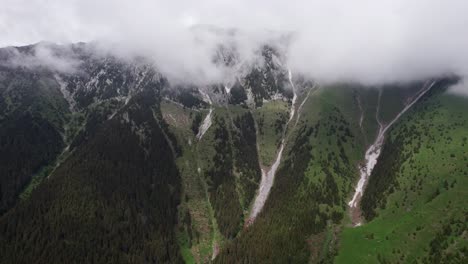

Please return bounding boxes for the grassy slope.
[336,92,468,263]
[161,102,262,263]
[161,101,213,263]
[215,86,367,263]
[214,83,435,263]
[253,100,290,166]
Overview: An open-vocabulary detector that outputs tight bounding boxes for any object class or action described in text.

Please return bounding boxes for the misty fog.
[1,0,468,94]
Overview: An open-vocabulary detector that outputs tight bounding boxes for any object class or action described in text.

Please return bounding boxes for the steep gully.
[190,88,219,260]
[356,94,366,145]
[246,70,318,226]
[348,81,436,226]
[194,75,303,224]
[196,89,213,140]
[203,75,300,257]
[203,79,432,258]
[196,108,213,140]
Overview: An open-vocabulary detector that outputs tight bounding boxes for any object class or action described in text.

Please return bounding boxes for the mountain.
[337,84,468,263]
[0,42,466,264]
[0,43,184,263]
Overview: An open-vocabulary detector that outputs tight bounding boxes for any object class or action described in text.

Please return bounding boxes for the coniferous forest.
[0,42,467,264]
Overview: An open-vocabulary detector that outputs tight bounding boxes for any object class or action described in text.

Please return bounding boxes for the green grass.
[19,110,85,202]
[215,85,372,263]
[19,165,54,200]
[253,100,289,166]
[161,102,259,263]
[336,93,468,263]
[177,229,196,264]
[296,86,365,216]
[161,101,215,263]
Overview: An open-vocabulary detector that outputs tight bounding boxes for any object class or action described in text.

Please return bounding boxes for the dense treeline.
[360,134,405,220]
[228,82,248,105]
[0,113,64,212]
[215,125,315,263]
[203,111,262,240]
[423,215,467,263]
[190,112,203,135]
[206,116,243,239]
[245,68,268,107]
[0,92,183,263]
[361,79,458,220]
[232,112,261,210]
[216,106,357,263]
[0,68,68,213]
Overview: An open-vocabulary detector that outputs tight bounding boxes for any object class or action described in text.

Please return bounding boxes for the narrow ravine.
[211,243,219,261]
[196,108,213,140]
[294,83,318,127]
[248,143,286,223]
[356,94,365,131]
[288,70,298,123]
[197,89,213,140]
[356,93,368,146]
[246,69,299,225]
[193,89,218,258]
[348,81,436,226]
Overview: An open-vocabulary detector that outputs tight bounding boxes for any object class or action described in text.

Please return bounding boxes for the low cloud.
[1,43,81,73]
[1,0,468,92]
[448,81,468,96]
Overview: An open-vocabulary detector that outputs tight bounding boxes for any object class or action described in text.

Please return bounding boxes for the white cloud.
[2,43,81,73]
[449,81,468,97]
[1,0,468,91]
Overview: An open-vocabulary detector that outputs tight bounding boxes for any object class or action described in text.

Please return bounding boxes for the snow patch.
[224,85,232,94]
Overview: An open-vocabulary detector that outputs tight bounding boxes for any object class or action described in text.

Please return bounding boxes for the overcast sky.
[1,0,468,93]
